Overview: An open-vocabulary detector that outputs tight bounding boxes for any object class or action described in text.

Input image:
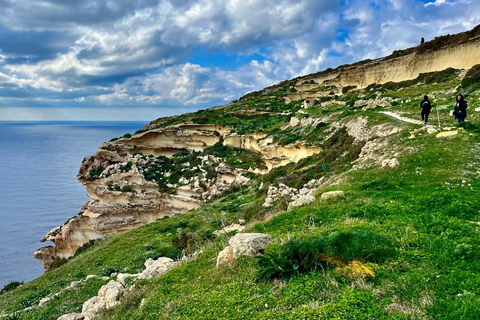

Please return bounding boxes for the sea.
[0,121,147,288]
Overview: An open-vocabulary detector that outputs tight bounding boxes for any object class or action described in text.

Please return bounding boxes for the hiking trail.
[380,111,423,125]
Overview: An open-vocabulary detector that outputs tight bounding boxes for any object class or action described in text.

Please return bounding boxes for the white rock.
[213,224,245,236]
[288,194,316,209]
[116,273,138,286]
[436,130,458,138]
[96,280,124,309]
[381,158,399,168]
[82,296,104,315]
[228,233,271,258]
[299,188,310,195]
[239,219,246,226]
[139,257,175,279]
[39,296,52,307]
[216,246,235,267]
[57,313,85,320]
[320,191,345,200]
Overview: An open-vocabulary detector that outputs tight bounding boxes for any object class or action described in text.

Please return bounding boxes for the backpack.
[421,100,430,108]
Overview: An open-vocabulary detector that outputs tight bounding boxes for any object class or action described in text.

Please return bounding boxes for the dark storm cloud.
[0,29,77,63]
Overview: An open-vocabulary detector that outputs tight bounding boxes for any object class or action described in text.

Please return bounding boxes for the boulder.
[436,130,458,138]
[288,194,316,209]
[320,191,345,200]
[38,296,52,307]
[216,246,235,267]
[381,158,399,168]
[82,280,124,316]
[116,273,138,286]
[57,313,85,320]
[138,257,175,279]
[229,233,271,257]
[216,233,271,267]
[82,296,105,316]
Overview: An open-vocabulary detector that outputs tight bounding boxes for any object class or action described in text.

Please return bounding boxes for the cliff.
[33,25,480,271]
[34,123,320,269]
[3,25,480,320]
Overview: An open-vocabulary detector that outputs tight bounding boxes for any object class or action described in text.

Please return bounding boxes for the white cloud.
[1,0,480,119]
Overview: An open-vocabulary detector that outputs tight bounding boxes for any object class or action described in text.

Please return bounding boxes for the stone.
[299,188,310,195]
[320,191,345,200]
[228,233,271,258]
[426,127,438,134]
[381,158,399,168]
[288,194,316,209]
[216,246,235,267]
[213,224,245,236]
[117,273,138,286]
[57,313,85,320]
[68,280,83,289]
[436,130,458,138]
[82,296,105,315]
[39,296,52,307]
[238,219,246,226]
[138,257,175,279]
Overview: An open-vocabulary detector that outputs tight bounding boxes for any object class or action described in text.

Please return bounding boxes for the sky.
[0,0,479,121]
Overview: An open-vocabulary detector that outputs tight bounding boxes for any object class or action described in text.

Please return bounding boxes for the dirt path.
[380,111,424,125]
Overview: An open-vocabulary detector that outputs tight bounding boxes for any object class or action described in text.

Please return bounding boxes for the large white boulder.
[320,190,345,200]
[216,233,271,267]
[138,257,175,279]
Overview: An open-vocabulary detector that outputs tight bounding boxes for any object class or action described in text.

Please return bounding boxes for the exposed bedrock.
[285,36,480,101]
[35,123,321,270]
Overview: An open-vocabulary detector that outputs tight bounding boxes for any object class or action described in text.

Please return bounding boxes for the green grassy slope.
[1,68,480,319]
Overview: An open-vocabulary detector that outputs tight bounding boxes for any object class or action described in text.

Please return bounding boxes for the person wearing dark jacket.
[453,94,468,123]
[420,95,432,125]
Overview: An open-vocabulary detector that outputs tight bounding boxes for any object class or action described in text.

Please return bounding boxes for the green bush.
[257,228,395,280]
[49,257,69,270]
[0,281,23,295]
[74,239,98,256]
[461,64,480,88]
[171,228,203,254]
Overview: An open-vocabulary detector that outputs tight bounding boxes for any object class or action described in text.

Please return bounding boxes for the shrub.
[123,133,132,138]
[461,64,480,88]
[74,239,98,256]
[49,258,69,270]
[171,228,203,254]
[257,228,395,280]
[0,281,23,295]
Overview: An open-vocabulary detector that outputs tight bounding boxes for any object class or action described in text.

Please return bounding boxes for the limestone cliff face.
[34,31,480,271]
[285,36,480,101]
[34,124,321,270]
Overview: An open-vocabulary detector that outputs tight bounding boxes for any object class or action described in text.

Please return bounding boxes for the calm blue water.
[0,121,146,288]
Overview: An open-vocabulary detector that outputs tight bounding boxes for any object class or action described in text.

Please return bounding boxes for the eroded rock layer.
[35,123,321,270]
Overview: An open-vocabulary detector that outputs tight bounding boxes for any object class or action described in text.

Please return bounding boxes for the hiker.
[453,94,468,123]
[420,95,431,125]
[421,37,425,44]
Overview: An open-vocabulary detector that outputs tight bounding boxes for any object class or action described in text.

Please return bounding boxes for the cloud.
[0,0,480,119]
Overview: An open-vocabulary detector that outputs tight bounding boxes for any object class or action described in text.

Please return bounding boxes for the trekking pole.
[436,104,441,130]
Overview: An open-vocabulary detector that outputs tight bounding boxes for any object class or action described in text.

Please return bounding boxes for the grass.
[2,60,480,319]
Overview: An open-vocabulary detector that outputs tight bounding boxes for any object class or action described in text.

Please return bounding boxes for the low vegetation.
[2,47,480,320]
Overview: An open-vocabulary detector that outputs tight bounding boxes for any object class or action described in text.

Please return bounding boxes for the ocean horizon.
[0,120,147,288]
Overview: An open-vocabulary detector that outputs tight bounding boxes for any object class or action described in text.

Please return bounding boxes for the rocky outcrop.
[263,178,323,209]
[58,256,177,320]
[216,233,271,267]
[35,123,321,270]
[285,36,480,101]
